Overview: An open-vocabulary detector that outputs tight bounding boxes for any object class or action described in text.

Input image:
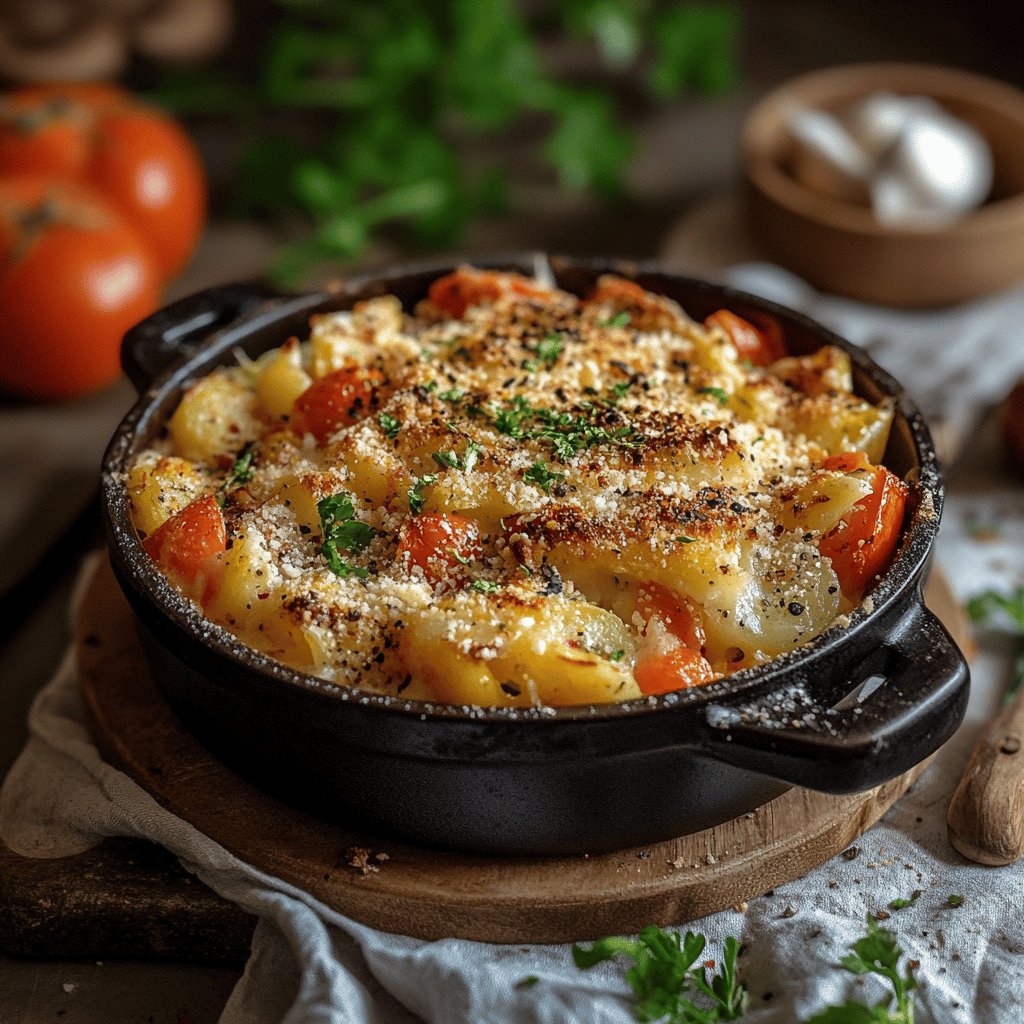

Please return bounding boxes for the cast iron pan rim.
[102,253,943,725]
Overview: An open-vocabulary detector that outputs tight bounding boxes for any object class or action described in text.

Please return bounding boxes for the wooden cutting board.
[0,558,972,955]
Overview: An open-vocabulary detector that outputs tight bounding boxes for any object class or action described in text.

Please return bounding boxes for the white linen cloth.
[4,266,1024,1023]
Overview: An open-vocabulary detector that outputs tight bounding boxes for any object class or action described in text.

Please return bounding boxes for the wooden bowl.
[742,63,1024,306]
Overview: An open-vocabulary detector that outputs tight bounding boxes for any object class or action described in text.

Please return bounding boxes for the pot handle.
[699,598,969,793]
[121,281,285,392]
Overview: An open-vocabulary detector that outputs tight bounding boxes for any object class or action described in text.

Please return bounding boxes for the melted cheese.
[129,271,899,707]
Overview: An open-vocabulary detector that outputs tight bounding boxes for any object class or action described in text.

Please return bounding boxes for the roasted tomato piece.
[636,581,706,652]
[290,365,384,444]
[143,494,226,602]
[398,513,482,585]
[635,647,716,695]
[427,268,554,318]
[704,309,787,367]
[818,453,908,595]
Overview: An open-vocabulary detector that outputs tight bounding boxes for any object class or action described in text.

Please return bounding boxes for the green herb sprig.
[807,917,918,1024]
[317,493,374,578]
[524,461,566,494]
[967,587,1024,703]
[153,2,737,285]
[524,332,564,372]
[408,474,438,514]
[573,926,747,1023]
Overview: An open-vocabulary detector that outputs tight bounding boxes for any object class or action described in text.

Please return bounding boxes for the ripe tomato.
[0,83,206,278]
[144,494,227,603]
[818,453,908,595]
[634,647,716,695]
[0,176,161,400]
[398,513,481,585]
[291,366,385,443]
[704,309,787,367]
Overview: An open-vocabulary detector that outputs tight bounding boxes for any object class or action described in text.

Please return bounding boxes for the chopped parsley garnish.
[488,397,641,462]
[228,449,255,486]
[698,386,729,406]
[609,381,631,402]
[422,380,438,393]
[408,474,438,514]
[524,461,566,493]
[432,440,481,473]
[515,975,539,989]
[608,649,625,662]
[438,386,465,402]
[471,579,500,593]
[450,548,471,565]
[432,450,460,469]
[377,412,401,439]
[492,395,534,437]
[598,310,631,329]
[677,535,696,544]
[524,332,563,371]
[946,894,964,908]
[529,406,639,462]
[573,926,746,1022]
[518,564,532,576]
[317,493,374,579]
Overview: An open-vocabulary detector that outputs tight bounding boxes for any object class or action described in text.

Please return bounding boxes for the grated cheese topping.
[127,269,902,708]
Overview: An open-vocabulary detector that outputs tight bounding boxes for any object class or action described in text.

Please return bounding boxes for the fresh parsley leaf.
[609,380,631,401]
[677,535,696,544]
[492,395,534,437]
[609,649,625,662]
[946,894,964,908]
[698,386,729,406]
[524,461,566,494]
[422,380,438,393]
[524,332,563,372]
[432,450,460,470]
[888,891,921,912]
[432,440,481,473]
[598,310,631,329]
[439,386,465,402]
[472,579,500,593]
[967,587,1024,703]
[228,449,256,486]
[408,474,438,514]
[808,917,918,1024]
[515,975,539,989]
[378,412,401,439]
[573,926,747,1022]
[317,493,374,579]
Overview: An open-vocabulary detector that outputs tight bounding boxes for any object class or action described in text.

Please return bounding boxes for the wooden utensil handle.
[947,690,1024,865]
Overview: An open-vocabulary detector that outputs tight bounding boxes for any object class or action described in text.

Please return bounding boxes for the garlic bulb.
[787,91,994,229]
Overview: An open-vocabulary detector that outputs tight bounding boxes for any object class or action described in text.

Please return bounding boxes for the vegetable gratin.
[128,267,908,708]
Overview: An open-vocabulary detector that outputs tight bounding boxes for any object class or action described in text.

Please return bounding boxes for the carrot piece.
[636,581,706,652]
[635,647,716,695]
[704,309,787,366]
[398,513,481,585]
[290,365,384,444]
[818,455,908,595]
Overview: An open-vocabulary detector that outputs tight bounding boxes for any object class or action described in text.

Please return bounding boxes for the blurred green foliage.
[156,0,738,285]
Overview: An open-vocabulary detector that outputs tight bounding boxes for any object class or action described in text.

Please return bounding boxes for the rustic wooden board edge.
[0,836,254,965]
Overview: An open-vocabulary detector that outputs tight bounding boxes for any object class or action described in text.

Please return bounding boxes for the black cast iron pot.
[101,254,969,855]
